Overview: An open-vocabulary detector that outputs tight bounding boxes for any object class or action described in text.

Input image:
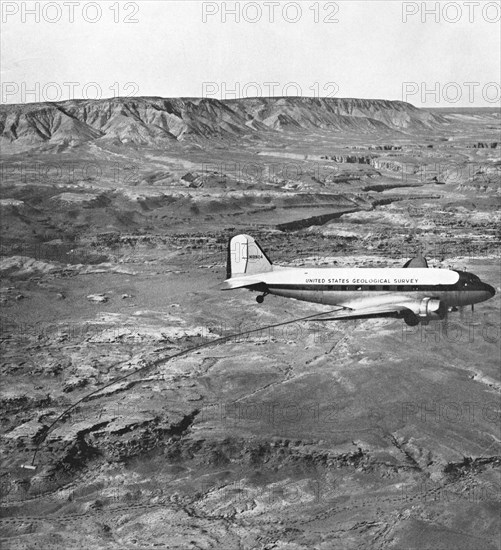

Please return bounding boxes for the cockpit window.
[454,271,482,288]
[457,271,480,283]
[465,274,480,284]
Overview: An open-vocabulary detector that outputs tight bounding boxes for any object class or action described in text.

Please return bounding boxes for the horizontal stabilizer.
[220,277,265,290]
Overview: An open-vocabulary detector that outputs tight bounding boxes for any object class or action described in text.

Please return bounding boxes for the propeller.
[458,305,476,322]
[442,306,449,331]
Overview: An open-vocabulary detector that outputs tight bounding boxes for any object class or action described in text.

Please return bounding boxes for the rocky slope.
[0,96,445,150]
[226,96,444,131]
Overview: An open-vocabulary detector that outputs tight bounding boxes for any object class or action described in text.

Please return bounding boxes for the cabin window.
[369,285,376,291]
[397,286,403,291]
[382,286,389,291]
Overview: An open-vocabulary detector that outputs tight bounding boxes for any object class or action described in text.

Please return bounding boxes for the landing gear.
[403,312,419,326]
[256,295,265,304]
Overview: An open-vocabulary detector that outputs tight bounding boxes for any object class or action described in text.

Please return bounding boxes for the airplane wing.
[307,301,417,321]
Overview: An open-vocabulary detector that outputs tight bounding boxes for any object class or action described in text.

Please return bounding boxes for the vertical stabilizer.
[226,234,273,278]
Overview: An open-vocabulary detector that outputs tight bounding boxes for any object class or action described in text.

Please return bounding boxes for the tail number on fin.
[227,234,273,278]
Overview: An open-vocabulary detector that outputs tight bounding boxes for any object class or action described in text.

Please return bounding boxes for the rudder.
[226,234,273,278]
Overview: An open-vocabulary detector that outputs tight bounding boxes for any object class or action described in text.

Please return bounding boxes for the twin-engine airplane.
[221,234,495,326]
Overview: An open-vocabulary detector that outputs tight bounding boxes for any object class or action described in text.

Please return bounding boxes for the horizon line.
[1,95,500,110]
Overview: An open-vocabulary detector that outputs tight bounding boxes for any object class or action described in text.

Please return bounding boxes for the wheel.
[256,295,264,304]
[403,313,419,326]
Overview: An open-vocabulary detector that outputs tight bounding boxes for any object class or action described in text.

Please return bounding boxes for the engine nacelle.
[418,298,447,320]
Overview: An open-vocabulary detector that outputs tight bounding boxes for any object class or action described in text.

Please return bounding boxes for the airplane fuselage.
[222,234,496,325]
[259,267,494,309]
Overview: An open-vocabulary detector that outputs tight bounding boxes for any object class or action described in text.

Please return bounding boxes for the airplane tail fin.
[226,234,273,279]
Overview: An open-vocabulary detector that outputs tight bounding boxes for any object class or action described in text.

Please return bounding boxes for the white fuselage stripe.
[230,267,459,287]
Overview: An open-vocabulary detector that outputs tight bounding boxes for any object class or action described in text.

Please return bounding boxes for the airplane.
[221,234,496,326]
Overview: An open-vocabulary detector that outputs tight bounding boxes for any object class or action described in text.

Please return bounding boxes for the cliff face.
[225,97,444,131]
[0,96,444,150]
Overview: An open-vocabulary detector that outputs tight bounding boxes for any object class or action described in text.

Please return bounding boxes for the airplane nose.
[486,283,496,297]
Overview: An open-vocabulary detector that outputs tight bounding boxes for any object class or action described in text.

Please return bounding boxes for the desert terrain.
[0,97,500,549]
